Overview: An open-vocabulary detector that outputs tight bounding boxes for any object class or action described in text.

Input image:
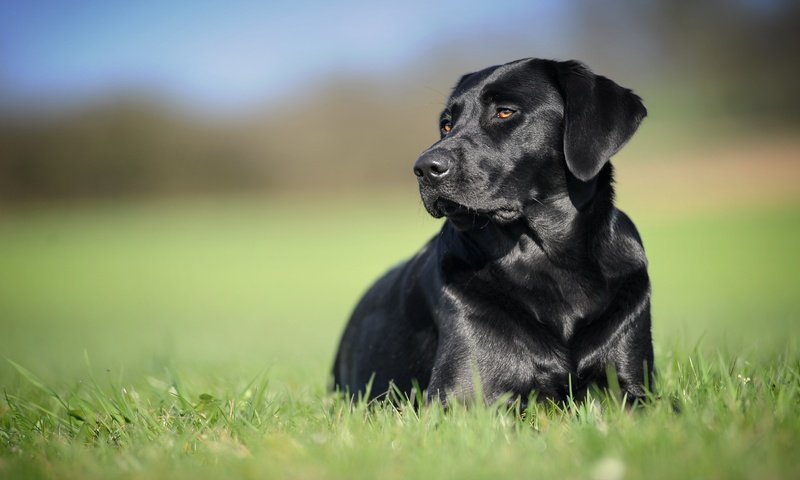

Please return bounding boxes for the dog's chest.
[526,269,607,339]
[482,256,608,341]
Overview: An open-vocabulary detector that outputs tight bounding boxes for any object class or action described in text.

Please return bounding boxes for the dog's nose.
[413,153,451,181]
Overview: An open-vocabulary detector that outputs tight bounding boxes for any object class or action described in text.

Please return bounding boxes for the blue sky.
[0,0,570,111]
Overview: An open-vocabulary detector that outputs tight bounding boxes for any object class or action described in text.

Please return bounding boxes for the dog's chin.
[421,195,521,228]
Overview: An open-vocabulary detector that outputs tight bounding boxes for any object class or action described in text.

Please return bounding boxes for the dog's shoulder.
[595,208,648,278]
[610,208,644,246]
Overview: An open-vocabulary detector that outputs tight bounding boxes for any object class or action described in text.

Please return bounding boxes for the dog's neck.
[439,165,615,275]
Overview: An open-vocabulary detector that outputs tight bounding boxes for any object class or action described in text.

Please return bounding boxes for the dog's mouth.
[432,198,520,227]
[435,198,485,217]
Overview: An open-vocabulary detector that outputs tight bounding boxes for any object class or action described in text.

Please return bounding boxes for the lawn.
[1,191,799,479]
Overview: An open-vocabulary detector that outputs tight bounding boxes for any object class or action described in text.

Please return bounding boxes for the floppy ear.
[554,60,647,181]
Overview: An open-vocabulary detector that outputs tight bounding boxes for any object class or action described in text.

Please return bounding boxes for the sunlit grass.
[2,347,798,479]
[1,196,799,479]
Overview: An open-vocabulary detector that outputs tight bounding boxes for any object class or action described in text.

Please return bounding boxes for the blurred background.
[0,0,798,384]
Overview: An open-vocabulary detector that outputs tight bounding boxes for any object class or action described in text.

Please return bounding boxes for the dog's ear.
[553,61,647,181]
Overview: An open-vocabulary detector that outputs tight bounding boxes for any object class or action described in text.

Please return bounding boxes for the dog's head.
[414,58,646,227]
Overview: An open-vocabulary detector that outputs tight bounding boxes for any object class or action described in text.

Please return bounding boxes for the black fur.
[332,58,653,405]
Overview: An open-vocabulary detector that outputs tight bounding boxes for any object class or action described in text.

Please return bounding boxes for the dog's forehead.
[447,58,551,106]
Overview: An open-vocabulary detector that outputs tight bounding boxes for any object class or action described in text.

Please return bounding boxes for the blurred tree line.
[1,0,797,203]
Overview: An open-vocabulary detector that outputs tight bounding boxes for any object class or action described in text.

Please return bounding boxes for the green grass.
[1,194,799,479]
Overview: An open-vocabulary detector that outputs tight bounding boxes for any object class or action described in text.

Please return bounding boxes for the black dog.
[333,58,653,405]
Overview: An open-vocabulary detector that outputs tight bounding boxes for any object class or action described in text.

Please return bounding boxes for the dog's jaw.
[420,195,522,229]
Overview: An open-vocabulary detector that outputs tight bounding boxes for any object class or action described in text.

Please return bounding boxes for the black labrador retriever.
[333,58,653,405]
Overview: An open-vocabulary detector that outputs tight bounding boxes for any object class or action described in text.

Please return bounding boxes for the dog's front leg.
[609,305,654,404]
[579,271,654,404]
[424,327,544,406]
[425,337,481,406]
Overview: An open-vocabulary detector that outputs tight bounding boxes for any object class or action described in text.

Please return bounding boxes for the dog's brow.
[480,87,525,106]
[446,101,464,120]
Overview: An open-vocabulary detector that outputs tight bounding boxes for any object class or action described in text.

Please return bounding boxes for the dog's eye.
[496,108,515,120]
[440,121,452,135]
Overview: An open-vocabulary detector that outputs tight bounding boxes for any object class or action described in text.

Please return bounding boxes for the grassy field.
[1,184,799,478]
